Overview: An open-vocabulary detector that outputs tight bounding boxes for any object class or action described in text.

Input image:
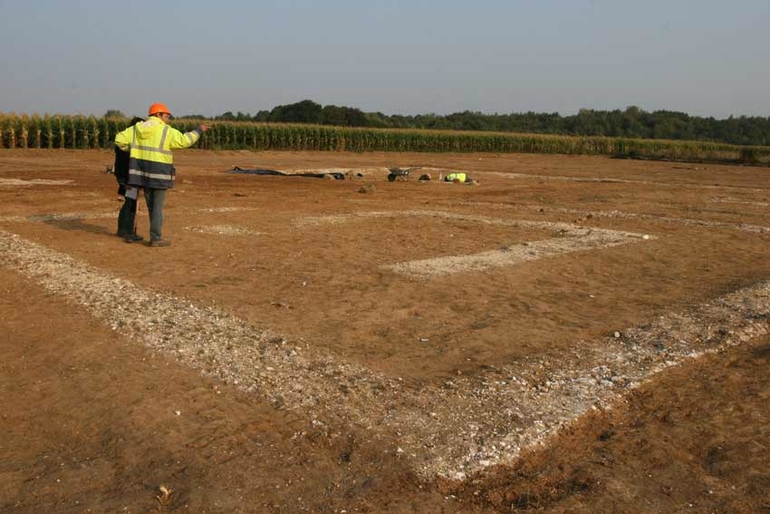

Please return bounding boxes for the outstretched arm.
[168,124,211,150]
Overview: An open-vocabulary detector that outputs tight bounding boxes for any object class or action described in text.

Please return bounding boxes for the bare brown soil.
[1,149,769,513]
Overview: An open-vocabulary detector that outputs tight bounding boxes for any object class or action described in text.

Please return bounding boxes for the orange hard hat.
[148,103,171,116]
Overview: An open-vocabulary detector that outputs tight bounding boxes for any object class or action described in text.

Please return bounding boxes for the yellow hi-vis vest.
[115,117,202,189]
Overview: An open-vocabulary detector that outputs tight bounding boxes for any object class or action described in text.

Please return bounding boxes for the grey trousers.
[143,188,168,241]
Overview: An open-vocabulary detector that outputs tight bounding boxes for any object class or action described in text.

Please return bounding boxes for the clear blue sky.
[1,0,768,119]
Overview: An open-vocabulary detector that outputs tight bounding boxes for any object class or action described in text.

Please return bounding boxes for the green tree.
[269,100,323,124]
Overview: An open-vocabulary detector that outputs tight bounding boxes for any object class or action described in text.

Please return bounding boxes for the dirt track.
[1,149,769,513]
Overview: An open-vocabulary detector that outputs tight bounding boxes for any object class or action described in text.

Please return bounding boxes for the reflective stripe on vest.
[127,157,176,189]
[131,124,173,158]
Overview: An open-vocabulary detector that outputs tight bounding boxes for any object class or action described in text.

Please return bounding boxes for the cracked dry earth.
[1,149,770,514]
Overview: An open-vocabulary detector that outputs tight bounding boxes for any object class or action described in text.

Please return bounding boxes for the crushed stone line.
[522,205,770,234]
[294,209,647,237]
[482,171,640,184]
[184,225,262,236]
[0,207,259,224]
[456,202,770,234]
[296,210,650,276]
[383,230,642,277]
[710,198,770,207]
[198,207,259,213]
[0,211,117,223]
[0,178,74,187]
[478,170,770,193]
[1,229,769,481]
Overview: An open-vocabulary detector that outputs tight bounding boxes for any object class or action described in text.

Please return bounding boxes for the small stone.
[358,184,375,194]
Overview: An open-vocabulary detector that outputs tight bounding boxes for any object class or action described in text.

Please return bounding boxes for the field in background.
[2,113,769,165]
[1,149,770,513]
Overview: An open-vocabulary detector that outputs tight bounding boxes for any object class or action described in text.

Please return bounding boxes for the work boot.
[150,238,171,247]
[123,233,144,243]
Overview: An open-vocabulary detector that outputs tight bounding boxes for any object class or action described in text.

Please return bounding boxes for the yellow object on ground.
[445,172,467,182]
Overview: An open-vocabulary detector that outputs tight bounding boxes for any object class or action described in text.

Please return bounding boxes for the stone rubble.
[1,228,768,482]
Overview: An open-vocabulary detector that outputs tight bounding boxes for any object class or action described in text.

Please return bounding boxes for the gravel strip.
[297,210,650,276]
[0,207,259,224]
[0,178,74,187]
[2,229,768,481]
[295,209,647,235]
[0,211,116,223]
[457,202,770,234]
[383,229,644,277]
[478,170,769,193]
[710,197,770,207]
[184,225,262,236]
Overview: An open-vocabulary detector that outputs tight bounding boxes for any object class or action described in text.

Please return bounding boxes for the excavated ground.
[1,149,769,513]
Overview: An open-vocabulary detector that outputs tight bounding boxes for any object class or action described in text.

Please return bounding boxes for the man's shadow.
[42,218,114,236]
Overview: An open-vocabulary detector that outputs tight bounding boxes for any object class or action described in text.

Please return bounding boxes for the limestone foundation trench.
[3,204,770,481]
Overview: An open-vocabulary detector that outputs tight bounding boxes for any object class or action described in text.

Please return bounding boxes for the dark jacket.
[113,117,144,195]
[114,145,130,194]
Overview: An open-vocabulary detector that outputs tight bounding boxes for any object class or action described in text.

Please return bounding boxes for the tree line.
[6,113,767,164]
[109,100,769,147]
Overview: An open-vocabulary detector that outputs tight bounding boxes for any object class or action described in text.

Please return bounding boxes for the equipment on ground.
[387,167,421,182]
[445,172,468,183]
[229,167,345,180]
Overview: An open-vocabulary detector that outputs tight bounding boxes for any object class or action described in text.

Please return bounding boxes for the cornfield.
[1,113,768,165]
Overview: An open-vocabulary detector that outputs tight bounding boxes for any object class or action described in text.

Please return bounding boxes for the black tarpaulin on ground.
[229,167,345,180]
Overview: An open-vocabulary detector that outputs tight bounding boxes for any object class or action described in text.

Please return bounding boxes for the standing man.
[114,103,210,247]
